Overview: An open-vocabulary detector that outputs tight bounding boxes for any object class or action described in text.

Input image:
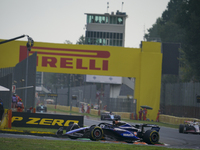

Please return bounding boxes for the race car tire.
[143,130,159,144]
[90,126,103,141]
[56,127,64,136]
[36,107,40,112]
[179,124,184,133]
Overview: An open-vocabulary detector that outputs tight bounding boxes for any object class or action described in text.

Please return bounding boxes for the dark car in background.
[36,105,47,113]
[101,112,121,120]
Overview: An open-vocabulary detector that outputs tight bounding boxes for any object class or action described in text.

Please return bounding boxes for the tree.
[64,40,73,44]
[76,35,85,44]
[145,0,185,43]
[144,0,200,82]
[176,0,200,81]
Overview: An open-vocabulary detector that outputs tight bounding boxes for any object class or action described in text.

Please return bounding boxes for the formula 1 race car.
[56,121,160,144]
[101,112,121,120]
[179,120,200,134]
[36,105,47,113]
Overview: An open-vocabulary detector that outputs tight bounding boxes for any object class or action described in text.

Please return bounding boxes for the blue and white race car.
[56,121,160,144]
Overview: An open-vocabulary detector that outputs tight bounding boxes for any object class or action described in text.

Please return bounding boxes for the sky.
[0,0,170,48]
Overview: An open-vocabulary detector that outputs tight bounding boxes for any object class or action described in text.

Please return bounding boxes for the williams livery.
[56,121,160,144]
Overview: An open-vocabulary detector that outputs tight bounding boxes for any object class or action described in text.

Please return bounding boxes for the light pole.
[24,36,34,111]
[0,34,34,111]
[67,74,71,107]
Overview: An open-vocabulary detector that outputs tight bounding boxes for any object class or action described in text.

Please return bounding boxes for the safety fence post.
[8,109,12,129]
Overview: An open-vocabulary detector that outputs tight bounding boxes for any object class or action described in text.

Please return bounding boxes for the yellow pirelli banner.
[0,40,140,77]
[0,40,162,121]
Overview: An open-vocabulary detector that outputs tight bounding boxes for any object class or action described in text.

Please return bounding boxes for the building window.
[120,40,122,46]
[95,16,99,23]
[117,33,120,39]
[106,32,109,38]
[87,15,123,24]
[113,33,116,39]
[85,31,123,46]
[100,32,102,38]
[99,39,102,45]
[87,15,123,25]
[87,15,95,23]
[117,17,123,24]
[110,33,113,39]
[103,39,106,45]
[87,15,109,24]
[110,16,114,24]
[106,16,108,23]
[109,16,123,24]
[110,40,113,46]
[100,16,106,23]
[120,33,123,39]
[91,31,93,38]
[103,32,106,38]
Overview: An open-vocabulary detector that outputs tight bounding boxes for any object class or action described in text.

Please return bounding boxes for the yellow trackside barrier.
[114,112,130,119]
[56,105,70,111]
[160,114,200,125]
[47,104,84,114]
[47,104,200,125]
[0,109,8,129]
[71,107,79,113]
[90,109,99,116]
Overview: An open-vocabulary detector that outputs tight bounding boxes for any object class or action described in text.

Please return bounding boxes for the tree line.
[145,0,200,82]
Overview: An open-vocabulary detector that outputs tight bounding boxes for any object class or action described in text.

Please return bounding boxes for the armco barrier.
[47,104,130,119]
[160,114,200,125]
[47,104,79,113]
[114,112,130,119]
[47,104,200,125]
[90,109,99,116]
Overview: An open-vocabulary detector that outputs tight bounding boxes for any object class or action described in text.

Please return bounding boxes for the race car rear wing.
[135,124,160,132]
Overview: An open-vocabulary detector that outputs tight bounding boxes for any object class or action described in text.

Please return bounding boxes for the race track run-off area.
[1,115,200,149]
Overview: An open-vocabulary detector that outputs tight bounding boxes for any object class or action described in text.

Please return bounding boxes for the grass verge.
[0,137,193,150]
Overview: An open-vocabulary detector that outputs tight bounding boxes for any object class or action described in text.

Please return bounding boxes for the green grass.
[11,126,58,133]
[0,137,193,150]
